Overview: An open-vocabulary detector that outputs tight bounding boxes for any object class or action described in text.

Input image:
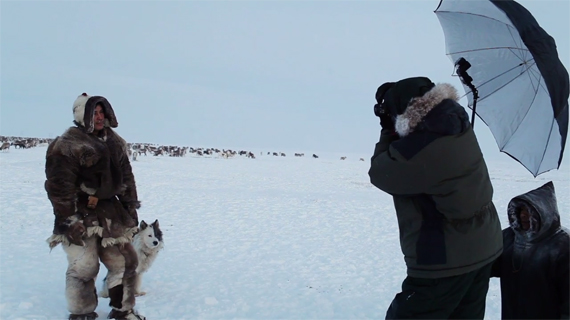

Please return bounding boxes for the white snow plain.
[0,145,568,319]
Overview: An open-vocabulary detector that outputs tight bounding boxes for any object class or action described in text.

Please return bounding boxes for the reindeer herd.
[0,136,365,162]
[127,143,258,160]
[0,136,52,151]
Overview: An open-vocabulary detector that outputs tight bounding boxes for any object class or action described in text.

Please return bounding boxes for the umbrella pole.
[455,58,479,128]
[470,88,479,128]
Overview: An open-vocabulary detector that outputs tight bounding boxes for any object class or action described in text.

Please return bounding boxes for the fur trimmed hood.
[395,83,461,137]
[73,93,118,133]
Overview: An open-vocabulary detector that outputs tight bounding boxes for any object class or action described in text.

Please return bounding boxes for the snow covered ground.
[0,145,568,320]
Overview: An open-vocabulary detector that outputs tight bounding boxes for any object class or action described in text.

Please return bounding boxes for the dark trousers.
[386,262,493,319]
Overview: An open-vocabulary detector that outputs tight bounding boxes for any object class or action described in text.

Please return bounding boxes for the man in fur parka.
[45,93,144,320]
[368,77,503,319]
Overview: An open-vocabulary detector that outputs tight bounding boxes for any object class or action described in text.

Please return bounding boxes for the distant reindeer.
[359,158,365,161]
[13,141,27,149]
[312,154,319,159]
[340,157,347,160]
[0,142,10,152]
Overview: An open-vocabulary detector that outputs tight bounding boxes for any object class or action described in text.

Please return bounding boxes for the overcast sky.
[1,0,569,166]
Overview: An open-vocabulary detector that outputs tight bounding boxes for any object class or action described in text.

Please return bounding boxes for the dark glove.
[375,82,396,132]
[62,216,86,246]
[379,113,395,132]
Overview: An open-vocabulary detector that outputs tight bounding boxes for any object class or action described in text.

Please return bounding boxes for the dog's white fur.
[100,219,164,297]
[132,219,164,296]
[73,93,89,127]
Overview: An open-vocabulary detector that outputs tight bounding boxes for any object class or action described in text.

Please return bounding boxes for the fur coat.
[45,126,139,248]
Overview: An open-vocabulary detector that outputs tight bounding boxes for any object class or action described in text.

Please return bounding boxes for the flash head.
[455,57,473,84]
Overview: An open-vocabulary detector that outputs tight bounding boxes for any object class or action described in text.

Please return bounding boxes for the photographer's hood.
[73,93,118,133]
[393,82,465,137]
[383,77,435,116]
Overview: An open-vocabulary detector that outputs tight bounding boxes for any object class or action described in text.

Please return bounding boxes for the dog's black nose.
[153,241,158,246]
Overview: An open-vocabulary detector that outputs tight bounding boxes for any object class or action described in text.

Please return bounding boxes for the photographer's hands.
[375,82,397,134]
[379,113,395,132]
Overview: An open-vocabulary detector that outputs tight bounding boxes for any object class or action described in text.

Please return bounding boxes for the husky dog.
[132,219,164,296]
[101,220,164,297]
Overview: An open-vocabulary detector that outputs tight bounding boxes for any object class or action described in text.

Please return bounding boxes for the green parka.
[369,82,503,278]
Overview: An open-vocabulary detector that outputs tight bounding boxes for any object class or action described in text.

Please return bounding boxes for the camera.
[374,103,387,117]
[374,82,395,118]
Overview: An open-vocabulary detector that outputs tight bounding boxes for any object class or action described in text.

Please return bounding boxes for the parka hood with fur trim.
[73,93,118,133]
[394,83,467,137]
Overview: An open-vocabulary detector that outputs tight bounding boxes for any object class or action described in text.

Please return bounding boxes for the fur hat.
[73,93,118,133]
[383,77,435,116]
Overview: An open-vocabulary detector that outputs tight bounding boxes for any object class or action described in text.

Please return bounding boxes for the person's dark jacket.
[369,82,503,278]
[491,181,570,319]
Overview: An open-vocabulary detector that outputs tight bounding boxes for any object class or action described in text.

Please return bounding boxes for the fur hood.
[395,83,461,137]
[73,93,119,133]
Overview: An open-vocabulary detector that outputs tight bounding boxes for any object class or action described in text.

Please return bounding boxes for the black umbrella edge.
[490,0,569,168]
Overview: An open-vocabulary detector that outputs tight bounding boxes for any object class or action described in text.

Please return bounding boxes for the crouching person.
[491,181,569,319]
[45,93,144,320]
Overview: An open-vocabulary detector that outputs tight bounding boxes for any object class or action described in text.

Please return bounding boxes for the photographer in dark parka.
[368,76,503,319]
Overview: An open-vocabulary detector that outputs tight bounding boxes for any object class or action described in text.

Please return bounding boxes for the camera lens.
[374,103,386,117]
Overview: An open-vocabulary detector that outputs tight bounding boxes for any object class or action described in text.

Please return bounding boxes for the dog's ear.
[153,219,159,228]
[140,220,148,230]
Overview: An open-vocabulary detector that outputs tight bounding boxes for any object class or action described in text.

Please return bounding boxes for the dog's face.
[138,219,164,250]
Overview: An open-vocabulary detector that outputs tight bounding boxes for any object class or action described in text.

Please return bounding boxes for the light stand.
[455,57,479,128]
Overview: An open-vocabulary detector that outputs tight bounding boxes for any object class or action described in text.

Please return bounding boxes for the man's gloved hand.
[375,82,396,133]
[63,216,86,246]
[379,112,395,132]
